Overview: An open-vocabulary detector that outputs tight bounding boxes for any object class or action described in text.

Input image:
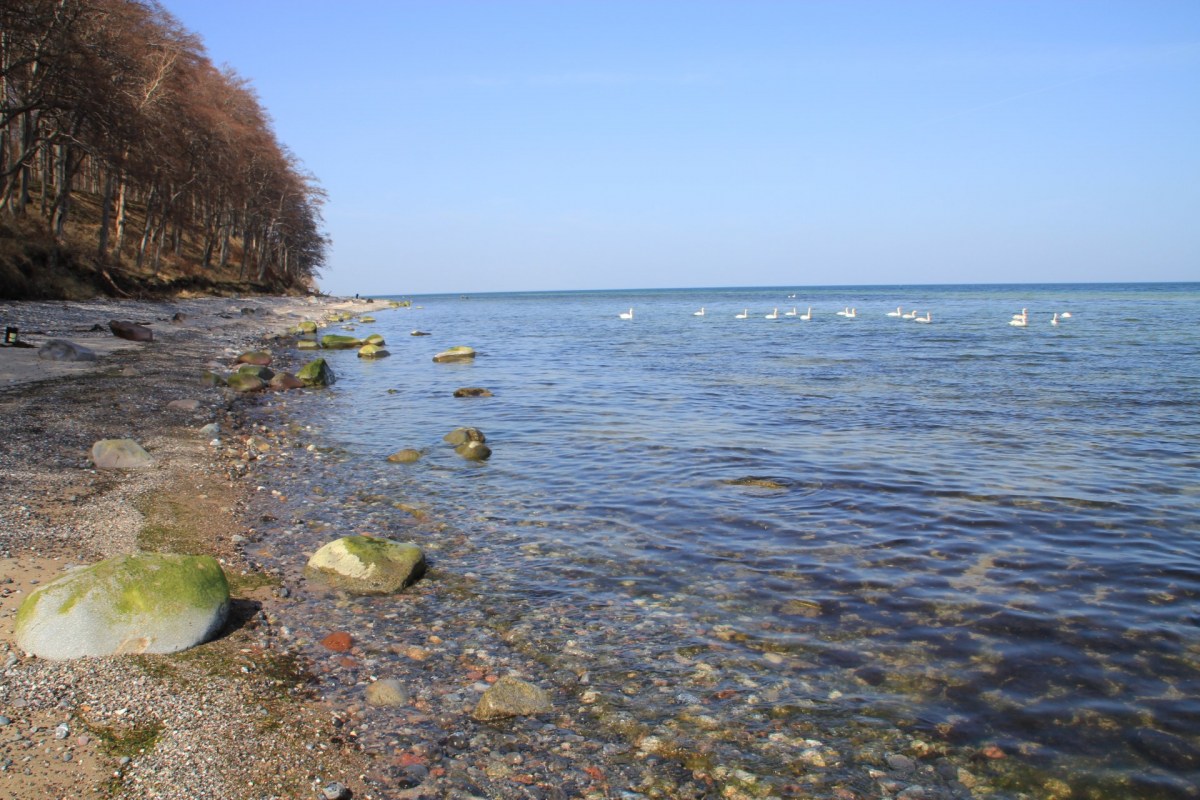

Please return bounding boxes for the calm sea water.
[262,283,1200,798]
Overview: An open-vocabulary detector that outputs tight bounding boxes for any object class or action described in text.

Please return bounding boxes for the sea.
[249,283,1200,799]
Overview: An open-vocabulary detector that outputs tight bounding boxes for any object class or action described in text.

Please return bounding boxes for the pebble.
[321,781,350,800]
[0,717,9,726]
[54,723,69,740]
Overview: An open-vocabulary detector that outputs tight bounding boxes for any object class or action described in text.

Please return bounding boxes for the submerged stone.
[722,476,793,490]
[357,344,390,359]
[386,449,422,464]
[443,427,486,446]
[472,676,552,721]
[432,346,476,362]
[38,339,96,362]
[305,535,426,595]
[455,441,492,461]
[454,387,493,398]
[320,334,362,350]
[14,553,230,660]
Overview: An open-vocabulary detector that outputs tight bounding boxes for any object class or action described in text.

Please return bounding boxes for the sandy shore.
[0,295,376,800]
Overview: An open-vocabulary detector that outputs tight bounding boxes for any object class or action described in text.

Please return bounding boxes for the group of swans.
[1010,309,1070,327]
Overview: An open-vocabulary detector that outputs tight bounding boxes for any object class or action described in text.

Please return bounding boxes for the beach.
[0,295,374,800]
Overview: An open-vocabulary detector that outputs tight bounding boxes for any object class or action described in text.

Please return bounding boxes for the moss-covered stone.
[357,343,389,358]
[359,316,376,323]
[297,358,336,387]
[297,320,319,334]
[305,535,426,595]
[14,553,230,659]
[386,449,422,463]
[320,333,362,349]
[432,346,476,362]
[225,373,267,393]
[200,370,227,387]
[235,364,275,380]
[364,333,385,345]
[296,339,321,350]
[235,350,272,366]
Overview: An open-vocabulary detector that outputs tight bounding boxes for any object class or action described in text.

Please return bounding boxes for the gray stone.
[305,536,426,595]
[91,439,153,469]
[14,553,230,660]
[38,340,96,362]
[472,676,552,721]
[365,678,409,707]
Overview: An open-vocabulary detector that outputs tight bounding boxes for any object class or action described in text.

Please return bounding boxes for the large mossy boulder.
[297,320,319,334]
[364,334,385,345]
[297,358,336,387]
[91,438,153,469]
[305,535,426,595]
[226,372,267,393]
[321,334,362,350]
[357,344,389,359]
[236,364,275,380]
[432,346,476,363]
[14,553,230,660]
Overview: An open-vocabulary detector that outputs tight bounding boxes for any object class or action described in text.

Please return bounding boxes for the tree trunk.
[97,169,114,262]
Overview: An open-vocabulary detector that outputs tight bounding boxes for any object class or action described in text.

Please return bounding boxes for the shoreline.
[0,295,375,799]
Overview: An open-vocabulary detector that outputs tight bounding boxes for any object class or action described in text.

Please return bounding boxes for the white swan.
[619,308,633,320]
[845,308,857,318]
[799,307,812,320]
[913,311,932,323]
[1061,312,1072,318]
[887,307,903,317]
[1009,314,1027,327]
[902,309,918,319]
[693,307,705,317]
[836,307,849,317]
[735,309,748,319]
[765,308,780,320]
[1012,308,1028,320]
[1051,312,1059,326]
[784,307,798,317]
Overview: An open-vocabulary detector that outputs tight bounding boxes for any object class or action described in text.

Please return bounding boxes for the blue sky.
[165,1,1199,295]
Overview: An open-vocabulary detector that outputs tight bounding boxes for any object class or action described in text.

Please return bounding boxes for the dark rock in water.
[269,372,304,391]
[443,427,486,445]
[387,449,422,463]
[410,330,431,336]
[455,441,492,461]
[171,312,186,323]
[297,358,336,387]
[722,476,792,490]
[38,339,96,362]
[854,666,887,686]
[454,387,493,398]
[1129,727,1200,770]
[240,307,258,316]
[109,320,152,342]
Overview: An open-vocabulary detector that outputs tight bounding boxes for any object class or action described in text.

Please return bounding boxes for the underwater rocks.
[453,387,493,398]
[472,676,552,721]
[305,535,426,595]
[15,553,230,659]
[432,346,475,362]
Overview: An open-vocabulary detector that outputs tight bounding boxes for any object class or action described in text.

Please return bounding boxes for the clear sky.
[165,1,1199,295]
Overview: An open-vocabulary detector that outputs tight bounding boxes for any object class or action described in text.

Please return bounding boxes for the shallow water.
[256,283,1200,798]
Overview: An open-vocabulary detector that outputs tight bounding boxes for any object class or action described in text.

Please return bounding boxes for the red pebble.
[321,631,353,652]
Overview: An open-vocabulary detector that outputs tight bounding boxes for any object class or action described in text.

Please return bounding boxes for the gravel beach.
[0,295,373,800]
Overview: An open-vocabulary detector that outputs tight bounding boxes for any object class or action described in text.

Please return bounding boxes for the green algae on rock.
[225,372,267,393]
[320,333,362,349]
[14,553,230,660]
[234,350,272,366]
[357,343,389,359]
[297,358,336,387]
[432,346,476,362]
[305,535,426,595]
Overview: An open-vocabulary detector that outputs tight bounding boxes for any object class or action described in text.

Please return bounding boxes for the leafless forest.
[1,0,326,296]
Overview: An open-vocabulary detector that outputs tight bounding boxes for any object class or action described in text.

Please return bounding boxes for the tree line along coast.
[1,0,325,300]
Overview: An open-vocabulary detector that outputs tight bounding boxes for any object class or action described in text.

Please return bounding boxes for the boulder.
[297,320,319,334]
[443,427,486,446]
[454,387,493,398]
[455,441,492,461]
[14,553,230,660]
[235,350,272,366]
[296,339,321,350]
[357,344,390,359]
[472,676,552,721]
[91,438,153,469]
[200,370,227,387]
[364,333,385,345]
[269,372,305,391]
[320,334,362,350]
[297,358,336,387]
[386,449,422,464]
[225,373,267,393]
[38,339,96,362]
[433,346,475,362]
[410,330,431,337]
[109,320,153,342]
[236,364,275,380]
[305,535,426,595]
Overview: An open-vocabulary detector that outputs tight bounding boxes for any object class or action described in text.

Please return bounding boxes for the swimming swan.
[693,307,705,317]
[902,309,918,319]
[785,307,798,317]
[1009,314,1027,327]
[765,308,780,319]
[799,307,812,320]
[887,307,903,317]
[913,311,932,323]
[735,309,749,319]
[619,308,633,320]
[845,308,857,318]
